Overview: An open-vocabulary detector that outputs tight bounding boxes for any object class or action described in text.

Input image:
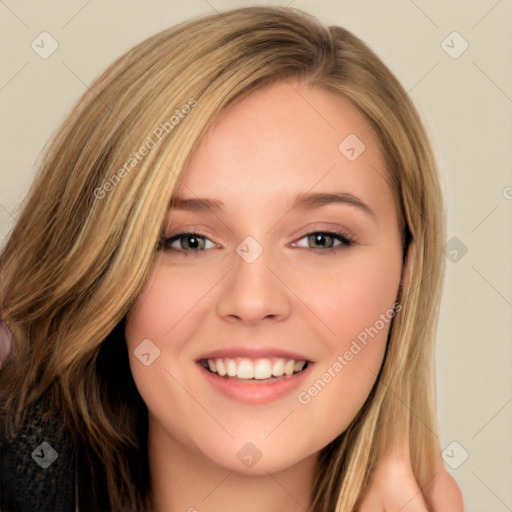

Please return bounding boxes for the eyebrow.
[170,192,375,218]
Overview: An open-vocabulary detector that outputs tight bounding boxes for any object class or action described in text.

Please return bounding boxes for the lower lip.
[198,363,313,404]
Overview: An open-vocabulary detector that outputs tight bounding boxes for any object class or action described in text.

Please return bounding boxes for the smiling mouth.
[198,357,309,381]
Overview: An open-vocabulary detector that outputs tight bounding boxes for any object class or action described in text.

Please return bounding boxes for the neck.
[148,417,317,512]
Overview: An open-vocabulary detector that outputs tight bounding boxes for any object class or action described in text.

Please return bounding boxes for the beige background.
[1,1,511,509]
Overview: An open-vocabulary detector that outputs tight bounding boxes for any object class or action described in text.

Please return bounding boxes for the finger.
[394,485,430,512]
[422,449,465,512]
[357,456,430,512]
[0,320,15,369]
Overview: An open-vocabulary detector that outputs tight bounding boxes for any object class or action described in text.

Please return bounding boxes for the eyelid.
[160,231,218,252]
[291,223,356,244]
[162,223,216,236]
[291,232,351,248]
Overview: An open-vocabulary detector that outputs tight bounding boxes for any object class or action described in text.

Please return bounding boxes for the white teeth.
[215,358,226,377]
[271,359,285,377]
[254,359,272,380]
[226,359,237,377]
[294,361,306,372]
[237,359,254,379]
[284,359,295,376]
[204,357,307,380]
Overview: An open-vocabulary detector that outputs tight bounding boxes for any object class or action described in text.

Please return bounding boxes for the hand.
[355,438,464,512]
[0,320,15,370]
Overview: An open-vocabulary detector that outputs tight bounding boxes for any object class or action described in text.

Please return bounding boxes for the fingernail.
[0,320,15,369]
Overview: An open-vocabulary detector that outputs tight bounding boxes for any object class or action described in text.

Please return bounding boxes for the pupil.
[311,233,331,248]
[185,235,200,249]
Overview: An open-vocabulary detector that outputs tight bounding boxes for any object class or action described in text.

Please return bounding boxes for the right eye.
[158,232,218,254]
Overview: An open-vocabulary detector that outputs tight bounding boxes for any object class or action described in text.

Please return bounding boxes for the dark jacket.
[0,398,110,512]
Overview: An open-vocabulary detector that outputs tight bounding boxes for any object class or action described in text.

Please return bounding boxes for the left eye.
[292,232,353,250]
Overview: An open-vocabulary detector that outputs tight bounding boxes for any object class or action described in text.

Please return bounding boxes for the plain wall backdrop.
[1,1,511,509]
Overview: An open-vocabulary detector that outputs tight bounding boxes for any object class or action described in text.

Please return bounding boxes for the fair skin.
[358,438,464,511]
[125,80,462,511]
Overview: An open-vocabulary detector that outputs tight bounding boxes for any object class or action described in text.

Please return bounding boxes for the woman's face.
[125,80,404,474]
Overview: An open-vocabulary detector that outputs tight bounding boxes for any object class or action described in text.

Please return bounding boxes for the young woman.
[0,6,463,511]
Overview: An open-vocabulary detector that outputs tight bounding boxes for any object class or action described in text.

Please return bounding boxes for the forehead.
[174,80,393,215]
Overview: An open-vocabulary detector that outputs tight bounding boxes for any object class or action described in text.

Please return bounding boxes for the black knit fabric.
[0,399,76,512]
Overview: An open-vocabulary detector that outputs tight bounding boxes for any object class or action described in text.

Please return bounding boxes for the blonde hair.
[0,6,444,511]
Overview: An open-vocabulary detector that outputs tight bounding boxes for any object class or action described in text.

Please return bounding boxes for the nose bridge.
[216,238,291,323]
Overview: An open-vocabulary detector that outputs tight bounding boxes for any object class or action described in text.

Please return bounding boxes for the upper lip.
[196,346,312,362]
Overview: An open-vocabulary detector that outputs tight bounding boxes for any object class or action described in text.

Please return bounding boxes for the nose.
[216,247,292,325]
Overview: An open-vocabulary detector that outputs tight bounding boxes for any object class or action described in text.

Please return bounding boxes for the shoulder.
[0,397,77,512]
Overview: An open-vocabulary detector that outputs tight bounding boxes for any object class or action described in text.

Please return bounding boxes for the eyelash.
[157,230,354,256]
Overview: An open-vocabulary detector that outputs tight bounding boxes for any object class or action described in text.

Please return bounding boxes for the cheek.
[124,258,226,418]
[125,257,216,350]
[301,246,403,351]
[124,262,195,396]
[293,246,402,432]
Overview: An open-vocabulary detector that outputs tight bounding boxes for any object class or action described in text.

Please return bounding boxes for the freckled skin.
[125,80,404,511]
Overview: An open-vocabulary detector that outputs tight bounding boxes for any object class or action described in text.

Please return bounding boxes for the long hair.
[0,6,445,511]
